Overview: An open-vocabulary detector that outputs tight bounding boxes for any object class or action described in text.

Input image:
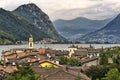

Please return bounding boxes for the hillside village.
[0,35,120,80]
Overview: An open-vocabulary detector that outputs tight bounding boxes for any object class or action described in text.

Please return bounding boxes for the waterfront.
[0,44,120,55]
[1,43,120,80]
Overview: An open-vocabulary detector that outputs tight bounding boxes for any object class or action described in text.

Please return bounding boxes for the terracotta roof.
[11,48,37,50]
[88,49,101,53]
[55,50,69,56]
[77,49,87,51]
[37,48,46,54]
[10,48,39,53]
[2,51,13,56]
[7,54,17,60]
[32,67,61,77]
[32,67,76,80]
[81,57,98,64]
[17,52,27,58]
[25,57,38,63]
[45,49,57,54]
[0,65,4,71]
[0,65,17,73]
[74,50,87,56]
[4,66,17,73]
[46,70,76,80]
[32,67,90,80]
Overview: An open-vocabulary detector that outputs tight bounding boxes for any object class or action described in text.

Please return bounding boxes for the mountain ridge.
[13,3,64,41]
[79,14,120,43]
[0,3,65,44]
[54,17,110,41]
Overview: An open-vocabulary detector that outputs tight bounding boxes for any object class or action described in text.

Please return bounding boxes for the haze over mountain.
[54,17,110,41]
[0,3,65,44]
[0,0,120,21]
[51,8,118,21]
[79,14,120,43]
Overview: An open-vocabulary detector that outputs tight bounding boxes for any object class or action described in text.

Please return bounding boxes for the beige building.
[68,45,78,58]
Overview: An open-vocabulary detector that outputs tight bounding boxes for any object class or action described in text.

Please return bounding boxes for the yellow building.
[39,60,62,68]
[28,35,34,48]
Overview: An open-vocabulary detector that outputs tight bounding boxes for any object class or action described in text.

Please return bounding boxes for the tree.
[111,47,119,54]
[113,55,120,64]
[100,51,109,65]
[68,58,81,66]
[85,66,108,80]
[102,68,120,80]
[59,56,81,66]
[85,64,120,80]
[4,64,45,80]
[59,56,68,65]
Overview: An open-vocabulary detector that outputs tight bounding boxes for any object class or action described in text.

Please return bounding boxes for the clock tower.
[29,35,34,48]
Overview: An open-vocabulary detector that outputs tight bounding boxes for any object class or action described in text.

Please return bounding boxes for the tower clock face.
[29,35,33,48]
[29,38,33,42]
[29,35,33,42]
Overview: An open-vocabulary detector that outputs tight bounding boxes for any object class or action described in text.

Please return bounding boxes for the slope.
[54,17,109,41]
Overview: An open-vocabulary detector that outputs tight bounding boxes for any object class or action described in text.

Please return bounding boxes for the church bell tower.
[29,35,34,48]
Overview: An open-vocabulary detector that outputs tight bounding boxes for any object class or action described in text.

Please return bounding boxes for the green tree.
[59,56,68,65]
[85,66,108,80]
[100,51,109,65]
[59,57,81,66]
[68,58,81,66]
[102,68,120,80]
[113,55,120,64]
[4,64,45,80]
[111,48,119,54]
[85,64,120,80]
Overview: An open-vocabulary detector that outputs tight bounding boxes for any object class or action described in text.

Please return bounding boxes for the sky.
[0,0,120,21]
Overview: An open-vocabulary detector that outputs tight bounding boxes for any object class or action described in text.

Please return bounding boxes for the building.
[73,49,88,59]
[81,57,99,70]
[39,60,62,68]
[68,45,78,58]
[1,48,40,66]
[87,48,101,58]
[32,66,91,80]
[28,35,34,48]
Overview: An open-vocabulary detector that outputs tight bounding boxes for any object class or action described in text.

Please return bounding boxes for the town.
[0,35,120,80]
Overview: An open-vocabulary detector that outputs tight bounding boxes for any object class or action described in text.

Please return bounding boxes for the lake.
[0,44,120,55]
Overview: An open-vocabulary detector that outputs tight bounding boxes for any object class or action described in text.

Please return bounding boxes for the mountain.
[13,3,64,41]
[53,17,110,41]
[0,4,65,44]
[0,8,49,44]
[79,14,120,43]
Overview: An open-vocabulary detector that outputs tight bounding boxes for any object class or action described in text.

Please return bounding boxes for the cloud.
[0,0,120,20]
[50,0,120,20]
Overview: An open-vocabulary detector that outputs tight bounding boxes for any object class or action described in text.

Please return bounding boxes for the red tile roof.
[7,54,17,59]
[37,48,46,54]
[17,52,27,58]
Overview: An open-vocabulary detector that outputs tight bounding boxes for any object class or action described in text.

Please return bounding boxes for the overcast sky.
[0,0,120,21]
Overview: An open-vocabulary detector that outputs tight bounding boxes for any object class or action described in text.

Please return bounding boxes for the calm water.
[0,44,120,55]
